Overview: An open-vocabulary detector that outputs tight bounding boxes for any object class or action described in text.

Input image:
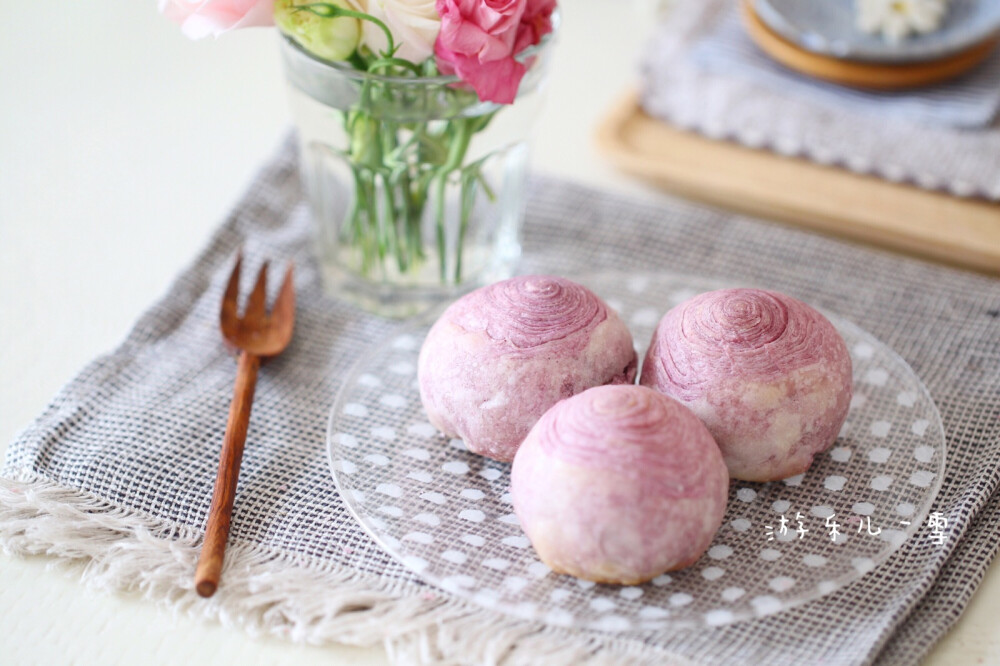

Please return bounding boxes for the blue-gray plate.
[753,0,1000,63]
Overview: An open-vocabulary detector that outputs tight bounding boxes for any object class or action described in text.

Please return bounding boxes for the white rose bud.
[357,0,441,63]
[275,0,362,62]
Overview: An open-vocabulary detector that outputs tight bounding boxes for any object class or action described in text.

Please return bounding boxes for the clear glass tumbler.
[280,26,557,317]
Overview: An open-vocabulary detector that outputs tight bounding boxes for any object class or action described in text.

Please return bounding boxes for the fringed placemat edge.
[0,471,704,666]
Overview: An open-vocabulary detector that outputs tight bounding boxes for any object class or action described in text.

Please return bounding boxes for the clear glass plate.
[327,272,945,632]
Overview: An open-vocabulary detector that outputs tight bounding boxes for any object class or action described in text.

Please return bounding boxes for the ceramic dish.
[327,271,946,632]
[754,0,1000,63]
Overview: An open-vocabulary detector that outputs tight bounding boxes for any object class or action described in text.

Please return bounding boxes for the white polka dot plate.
[327,272,945,631]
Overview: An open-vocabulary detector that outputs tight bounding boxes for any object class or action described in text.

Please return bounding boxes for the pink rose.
[514,0,556,54]
[159,0,275,39]
[434,0,528,104]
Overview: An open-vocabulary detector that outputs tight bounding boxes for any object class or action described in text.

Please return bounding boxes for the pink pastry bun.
[418,276,637,462]
[641,288,852,482]
[511,385,729,584]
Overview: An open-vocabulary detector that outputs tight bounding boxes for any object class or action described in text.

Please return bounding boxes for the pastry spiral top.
[646,288,842,401]
[449,275,607,353]
[534,385,718,497]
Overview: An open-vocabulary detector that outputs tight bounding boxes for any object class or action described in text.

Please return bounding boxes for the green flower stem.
[368,57,423,77]
[399,171,416,262]
[297,0,515,288]
[347,164,371,274]
[455,169,476,282]
[361,171,381,263]
[434,117,475,282]
[434,177,447,283]
[381,173,402,271]
[477,170,497,201]
[337,81,497,285]
[377,122,397,269]
[346,51,367,71]
[406,170,429,262]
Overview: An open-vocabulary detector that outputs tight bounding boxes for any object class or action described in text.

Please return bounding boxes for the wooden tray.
[595,92,1000,274]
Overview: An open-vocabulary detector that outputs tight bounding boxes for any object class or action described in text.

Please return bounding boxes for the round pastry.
[511,384,729,584]
[640,288,852,482]
[418,275,637,462]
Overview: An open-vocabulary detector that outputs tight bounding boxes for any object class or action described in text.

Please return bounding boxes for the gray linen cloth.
[2,138,999,665]
[641,0,1000,200]
[690,6,1000,130]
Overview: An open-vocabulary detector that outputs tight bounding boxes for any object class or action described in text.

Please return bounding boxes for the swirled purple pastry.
[418,276,637,461]
[511,385,728,584]
[640,288,852,482]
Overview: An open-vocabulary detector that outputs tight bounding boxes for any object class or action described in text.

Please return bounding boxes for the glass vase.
[279,28,556,318]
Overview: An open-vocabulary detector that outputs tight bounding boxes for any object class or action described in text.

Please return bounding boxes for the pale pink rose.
[159,0,275,39]
[434,0,528,104]
[358,0,441,64]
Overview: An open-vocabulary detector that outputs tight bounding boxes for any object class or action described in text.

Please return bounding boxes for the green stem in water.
[368,57,424,77]
[434,117,476,283]
[346,51,368,71]
[359,170,381,266]
[345,163,371,274]
[434,176,447,283]
[455,169,476,283]
[380,172,400,269]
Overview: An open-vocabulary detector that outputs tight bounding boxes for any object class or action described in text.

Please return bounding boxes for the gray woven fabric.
[2,137,999,665]
[640,0,1000,200]
[690,6,1000,129]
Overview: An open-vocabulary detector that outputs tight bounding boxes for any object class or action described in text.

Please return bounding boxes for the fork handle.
[195,350,260,597]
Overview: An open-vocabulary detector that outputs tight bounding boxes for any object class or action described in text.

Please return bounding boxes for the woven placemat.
[2,137,998,665]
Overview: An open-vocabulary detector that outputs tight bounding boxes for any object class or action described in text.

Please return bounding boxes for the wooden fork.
[195,252,295,598]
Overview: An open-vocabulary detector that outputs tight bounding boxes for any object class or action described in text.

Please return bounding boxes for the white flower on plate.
[856,0,950,43]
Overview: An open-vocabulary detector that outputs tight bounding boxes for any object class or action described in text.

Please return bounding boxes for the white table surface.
[1,1,997,664]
